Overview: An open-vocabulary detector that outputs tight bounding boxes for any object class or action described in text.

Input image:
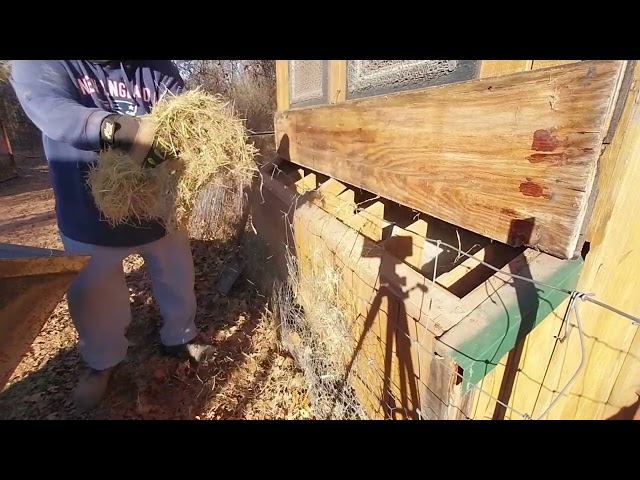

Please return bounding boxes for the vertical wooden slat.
[275,60,289,112]
[328,60,347,104]
[479,60,532,78]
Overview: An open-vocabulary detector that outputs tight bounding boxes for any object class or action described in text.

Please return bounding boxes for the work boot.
[72,366,115,413]
[161,340,216,364]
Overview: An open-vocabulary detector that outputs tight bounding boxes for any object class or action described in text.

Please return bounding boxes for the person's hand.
[99,114,171,168]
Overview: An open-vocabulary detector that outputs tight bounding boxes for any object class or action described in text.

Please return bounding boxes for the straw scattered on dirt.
[87,89,259,233]
[0,152,312,420]
[274,249,368,420]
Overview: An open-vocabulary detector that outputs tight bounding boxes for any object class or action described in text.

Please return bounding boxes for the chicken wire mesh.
[346,60,479,100]
[288,60,328,108]
[188,180,249,242]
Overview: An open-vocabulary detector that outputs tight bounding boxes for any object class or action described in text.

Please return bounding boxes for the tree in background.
[174,60,276,134]
[0,60,42,152]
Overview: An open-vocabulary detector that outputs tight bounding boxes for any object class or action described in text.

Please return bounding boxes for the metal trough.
[0,243,89,390]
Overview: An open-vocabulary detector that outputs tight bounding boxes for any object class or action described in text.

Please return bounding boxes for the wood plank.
[436,252,582,394]
[334,189,356,223]
[329,60,347,104]
[383,224,430,271]
[274,60,626,260]
[479,60,532,78]
[436,247,488,288]
[309,177,347,215]
[294,171,317,195]
[275,60,289,112]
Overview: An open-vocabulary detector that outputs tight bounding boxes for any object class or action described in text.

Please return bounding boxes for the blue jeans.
[60,230,198,370]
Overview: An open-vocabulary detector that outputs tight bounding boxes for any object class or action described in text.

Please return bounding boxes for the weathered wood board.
[274,60,626,260]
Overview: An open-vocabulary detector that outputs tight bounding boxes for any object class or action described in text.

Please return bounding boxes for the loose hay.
[87,89,259,233]
[273,248,369,420]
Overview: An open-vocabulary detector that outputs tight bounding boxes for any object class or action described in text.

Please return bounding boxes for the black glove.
[99,114,170,168]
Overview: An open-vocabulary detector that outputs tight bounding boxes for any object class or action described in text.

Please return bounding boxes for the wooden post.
[328,60,347,104]
[275,60,289,112]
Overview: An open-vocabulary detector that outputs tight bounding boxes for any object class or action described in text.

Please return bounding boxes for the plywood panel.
[275,60,626,259]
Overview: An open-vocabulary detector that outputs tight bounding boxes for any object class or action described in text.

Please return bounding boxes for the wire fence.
[258,163,640,420]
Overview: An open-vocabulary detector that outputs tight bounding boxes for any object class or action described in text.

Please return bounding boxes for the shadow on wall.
[606,396,640,420]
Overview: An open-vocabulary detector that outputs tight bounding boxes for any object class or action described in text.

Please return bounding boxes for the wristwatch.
[100,115,119,146]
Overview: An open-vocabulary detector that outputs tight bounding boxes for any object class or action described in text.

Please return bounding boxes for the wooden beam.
[348,201,389,241]
[329,60,347,104]
[293,171,317,195]
[275,60,289,112]
[274,60,627,260]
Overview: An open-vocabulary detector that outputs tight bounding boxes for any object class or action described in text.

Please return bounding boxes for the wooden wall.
[271,60,640,419]
[472,60,640,420]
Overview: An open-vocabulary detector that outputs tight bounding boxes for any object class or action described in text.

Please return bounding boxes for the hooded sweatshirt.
[9,60,185,248]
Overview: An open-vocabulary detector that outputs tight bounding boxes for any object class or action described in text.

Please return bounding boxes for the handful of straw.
[87,89,259,233]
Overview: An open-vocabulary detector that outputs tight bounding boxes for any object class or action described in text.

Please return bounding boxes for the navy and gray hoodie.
[10,60,185,248]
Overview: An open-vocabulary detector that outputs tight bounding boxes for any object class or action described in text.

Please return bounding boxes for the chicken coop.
[250,60,640,420]
[0,116,16,183]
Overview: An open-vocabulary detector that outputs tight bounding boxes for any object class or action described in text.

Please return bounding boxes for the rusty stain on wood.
[519,179,552,200]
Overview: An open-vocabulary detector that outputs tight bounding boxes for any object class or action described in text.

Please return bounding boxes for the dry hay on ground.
[273,248,368,420]
[87,89,259,234]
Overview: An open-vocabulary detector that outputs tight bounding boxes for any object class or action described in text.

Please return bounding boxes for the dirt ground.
[0,152,313,420]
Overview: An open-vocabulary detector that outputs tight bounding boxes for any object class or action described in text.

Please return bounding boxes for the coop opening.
[266,158,530,304]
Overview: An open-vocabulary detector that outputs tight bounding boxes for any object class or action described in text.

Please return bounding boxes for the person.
[10,60,214,412]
